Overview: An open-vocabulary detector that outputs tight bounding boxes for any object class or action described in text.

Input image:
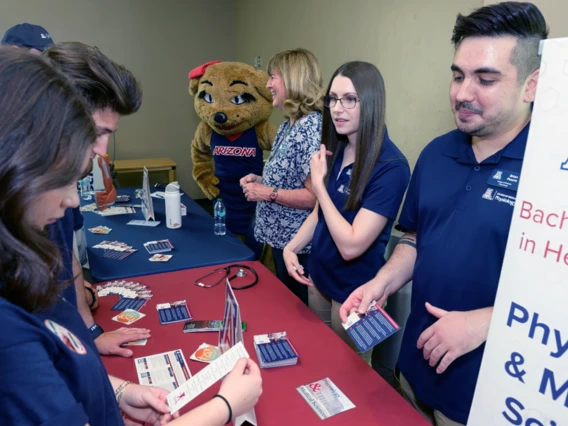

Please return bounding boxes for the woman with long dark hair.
[0,48,261,426]
[284,61,410,363]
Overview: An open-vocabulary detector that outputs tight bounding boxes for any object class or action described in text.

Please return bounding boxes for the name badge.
[487,169,520,191]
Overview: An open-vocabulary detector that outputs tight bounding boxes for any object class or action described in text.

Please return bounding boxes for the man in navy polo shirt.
[340,2,548,425]
[45,41,152,357]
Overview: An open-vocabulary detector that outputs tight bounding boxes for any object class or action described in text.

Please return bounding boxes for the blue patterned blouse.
[254,111,322,252]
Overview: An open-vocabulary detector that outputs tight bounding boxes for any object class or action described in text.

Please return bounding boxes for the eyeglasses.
[323,95,360,109]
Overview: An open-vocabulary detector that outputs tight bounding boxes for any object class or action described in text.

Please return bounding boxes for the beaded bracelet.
[115,380,133,413]
[213,394,232,425]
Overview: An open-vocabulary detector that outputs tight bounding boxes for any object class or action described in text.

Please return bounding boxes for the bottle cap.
[165,181,180,193]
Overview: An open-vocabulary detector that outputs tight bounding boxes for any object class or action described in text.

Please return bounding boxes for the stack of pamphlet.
[156,300,192,325]
[253,331,299,368]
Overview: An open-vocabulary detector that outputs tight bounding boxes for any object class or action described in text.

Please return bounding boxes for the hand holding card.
[342,300,400,353]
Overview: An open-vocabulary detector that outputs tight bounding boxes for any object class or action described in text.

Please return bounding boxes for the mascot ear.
[189,78,200,96]
[188,60,222,96]
[253,69,273,103]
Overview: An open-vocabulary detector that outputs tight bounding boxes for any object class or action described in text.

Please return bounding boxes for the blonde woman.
[240,48,323,305]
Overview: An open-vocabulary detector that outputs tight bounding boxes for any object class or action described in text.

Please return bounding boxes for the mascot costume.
[189,60,277,237]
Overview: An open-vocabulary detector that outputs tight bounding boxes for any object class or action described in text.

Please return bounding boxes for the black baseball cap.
[1,23,54,51]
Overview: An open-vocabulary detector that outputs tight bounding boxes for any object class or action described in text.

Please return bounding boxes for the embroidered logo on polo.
[212,146,257,157]
[44,319,87,355]
[337,167,352,194]
[481,188,516,207]
[482,188,496,201]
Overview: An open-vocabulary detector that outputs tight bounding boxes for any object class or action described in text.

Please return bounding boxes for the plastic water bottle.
[79,177,93,201]
[165,182,182,229]
[214,198,226,235]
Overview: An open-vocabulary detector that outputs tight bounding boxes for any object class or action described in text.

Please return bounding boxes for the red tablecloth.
[95,261,428,425]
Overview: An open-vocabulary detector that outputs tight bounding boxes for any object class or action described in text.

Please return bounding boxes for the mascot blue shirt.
[211,128,263,234]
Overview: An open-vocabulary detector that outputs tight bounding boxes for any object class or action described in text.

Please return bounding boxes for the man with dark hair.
[44,42,149,357]
[46,42,142,119]
[45,42,142,155]
[1,23,53,54]
[340,2,548,425]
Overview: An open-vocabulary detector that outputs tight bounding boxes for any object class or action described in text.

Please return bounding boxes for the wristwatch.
[89,323,104,340]
[269,188,279,203]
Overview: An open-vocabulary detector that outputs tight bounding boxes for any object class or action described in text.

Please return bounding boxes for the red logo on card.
[309,383,321,392]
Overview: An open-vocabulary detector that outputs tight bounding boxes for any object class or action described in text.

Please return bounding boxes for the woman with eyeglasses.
[283,61,410,362]
[0,48,262,426]
[240,48,324,306]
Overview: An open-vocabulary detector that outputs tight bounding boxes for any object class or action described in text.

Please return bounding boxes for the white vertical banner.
[141,167,155,221]
[469,39,568,425]
[218,280,257,426]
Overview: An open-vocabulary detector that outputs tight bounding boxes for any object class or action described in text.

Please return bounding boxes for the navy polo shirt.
[47,207,81,306]
[397,124,529,424]
[211,128,264,234]
[309,130,410,303]
[0,295,122,425]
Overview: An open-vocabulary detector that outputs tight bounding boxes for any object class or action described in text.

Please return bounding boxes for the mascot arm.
[191,122,220,199]
[255,120,278,151]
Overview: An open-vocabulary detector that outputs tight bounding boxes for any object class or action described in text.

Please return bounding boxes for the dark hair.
[44,42,142,115]
[452,2,548,83]
[0,47,96,312]
[322,61,386,210]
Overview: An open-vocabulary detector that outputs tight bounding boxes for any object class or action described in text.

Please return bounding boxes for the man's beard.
[454,102,491,136]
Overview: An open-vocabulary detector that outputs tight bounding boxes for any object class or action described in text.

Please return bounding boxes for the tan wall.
[1,0,235,198]
[3,1,564,197]
[235,0,484,170]
[235,0,566,171]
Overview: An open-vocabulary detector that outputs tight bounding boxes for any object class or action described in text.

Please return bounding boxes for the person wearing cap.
[0,45,263,426]
[1,22,53,53]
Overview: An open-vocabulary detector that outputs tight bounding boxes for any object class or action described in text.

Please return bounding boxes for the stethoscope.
[194,264,259,290]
